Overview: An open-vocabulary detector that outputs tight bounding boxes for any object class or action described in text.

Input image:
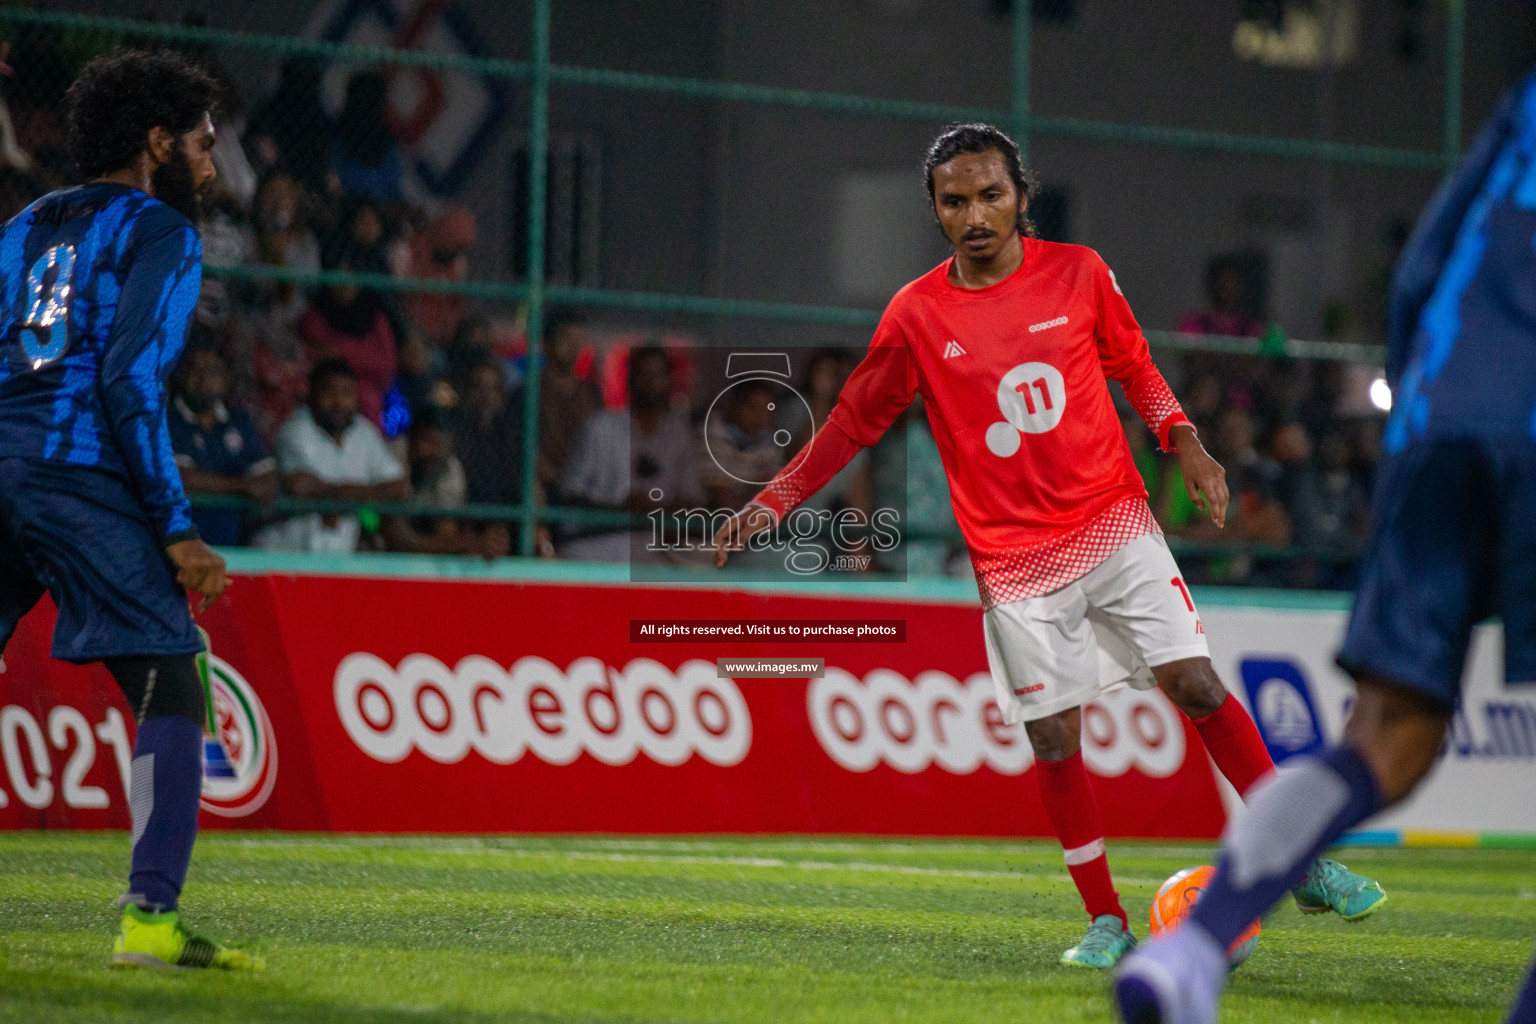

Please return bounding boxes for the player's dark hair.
[1205,254,1248,288]
[800,348,842,387]
[627,344,670,390]
[544,306,586,341]
[172,332,224,394]
[180,337,225,366]
[923,122,1040,237]
[62,50,218,179]
[465,355,507,388]
[733,377,775,405]
[309,357,356,394]
[409,406,444,436]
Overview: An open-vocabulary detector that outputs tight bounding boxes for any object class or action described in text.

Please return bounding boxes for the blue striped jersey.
[0,183,202,541]
[1387,71,1536,451]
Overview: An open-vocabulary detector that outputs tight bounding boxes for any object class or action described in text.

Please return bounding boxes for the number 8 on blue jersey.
[18,243,76,368]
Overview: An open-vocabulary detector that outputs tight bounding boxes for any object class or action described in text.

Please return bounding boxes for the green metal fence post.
[1012,0,1031,160]
[1444,0,1465,159]
[519,0,552,556]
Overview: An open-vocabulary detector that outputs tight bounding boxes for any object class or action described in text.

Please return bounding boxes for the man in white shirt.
[560,345,703,562]
[255,359,407,552]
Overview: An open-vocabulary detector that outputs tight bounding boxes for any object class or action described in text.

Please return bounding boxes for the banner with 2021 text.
[0,571,1527,837]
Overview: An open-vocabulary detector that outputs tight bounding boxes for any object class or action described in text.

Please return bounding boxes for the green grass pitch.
[0,833,1531,1023]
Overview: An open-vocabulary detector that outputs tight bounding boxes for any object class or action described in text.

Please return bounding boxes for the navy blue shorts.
[0,458,200,663]
[1338,437,1536,710]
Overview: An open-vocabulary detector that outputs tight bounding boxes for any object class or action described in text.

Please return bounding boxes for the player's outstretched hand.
[712,504,777,568]
[167,538,229,612]
[1170,424,1229,528]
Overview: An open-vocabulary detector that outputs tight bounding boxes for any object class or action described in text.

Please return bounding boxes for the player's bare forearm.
[1169,423,1229,529]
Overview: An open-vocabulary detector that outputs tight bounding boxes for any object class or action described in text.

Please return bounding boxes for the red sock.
[1191,694,1276,799]
[1035,751,1127,927]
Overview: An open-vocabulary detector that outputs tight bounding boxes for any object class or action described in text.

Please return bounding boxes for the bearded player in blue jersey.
[1115,71,1536,1024]
[0,51,260,970]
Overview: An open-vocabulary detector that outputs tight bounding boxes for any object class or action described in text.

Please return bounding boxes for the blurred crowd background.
[2,1,1531,587]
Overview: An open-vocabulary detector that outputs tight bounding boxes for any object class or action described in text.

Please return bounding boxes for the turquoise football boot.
[1293,857,1388,921]
[1061,914,1137,968]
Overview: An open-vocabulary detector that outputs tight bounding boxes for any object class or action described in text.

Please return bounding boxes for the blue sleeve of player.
[99,209,202,543]
[1387,74,1525,387]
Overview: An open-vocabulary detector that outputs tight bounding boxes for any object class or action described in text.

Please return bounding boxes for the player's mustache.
[963,229,994,240]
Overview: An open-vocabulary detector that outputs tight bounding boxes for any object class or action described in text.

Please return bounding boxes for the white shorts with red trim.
[982,533,1209,724]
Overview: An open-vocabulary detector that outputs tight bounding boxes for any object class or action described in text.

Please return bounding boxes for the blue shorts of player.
[1338,437,1536,710]
[0,457,201,663]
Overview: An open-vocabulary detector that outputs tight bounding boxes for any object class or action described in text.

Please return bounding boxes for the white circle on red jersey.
[985,422,1021,457]
[987,361,1066,455]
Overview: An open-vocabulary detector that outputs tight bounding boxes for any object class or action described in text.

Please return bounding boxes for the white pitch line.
[531,849,1171,888]
[225,838,1171,886]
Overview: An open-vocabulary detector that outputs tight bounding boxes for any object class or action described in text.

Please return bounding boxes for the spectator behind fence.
[195,183,256,331]
[173,12,260,208]
[790,349,872,522]
[1179,255,1265,338]
[408,206,476,346]
[255,360,407,552]
[169,343,277,547]
[299,244,398,427]
[560,345,703,562]
[383,410,510,560]
[251,169,320,326]
[333,195,407,339]
[537,308,603,492]
[333,196,392,273]
[393,325,454,424]
[452,358,526,506]
[1182,372,1224,437]
[1188,406,1291,549]
[445,313,505,394]
[1267,421,1324,544]
[1313,429,1370,548]
[331,69,407,206]
[245,55,334,197]
[4,22,72,184]
[238,309,311,444]
[699,377,786,511]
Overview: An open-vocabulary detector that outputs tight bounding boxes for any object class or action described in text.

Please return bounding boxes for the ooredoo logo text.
[335,654,752,768]
[808,668,1186,778]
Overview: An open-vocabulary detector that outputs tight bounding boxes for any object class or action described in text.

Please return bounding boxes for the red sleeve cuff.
[744,498,783,527]
[1160,414,1194,453]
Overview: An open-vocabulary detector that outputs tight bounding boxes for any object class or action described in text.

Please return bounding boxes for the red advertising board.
[0,571,1229,838]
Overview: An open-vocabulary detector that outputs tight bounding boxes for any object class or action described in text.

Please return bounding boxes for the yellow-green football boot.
[112,903,264,970]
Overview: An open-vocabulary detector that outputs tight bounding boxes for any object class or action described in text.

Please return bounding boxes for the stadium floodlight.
[1369,375,1392,412]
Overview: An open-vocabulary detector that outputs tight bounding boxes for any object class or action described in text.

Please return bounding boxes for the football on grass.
[1150,865,1260,969]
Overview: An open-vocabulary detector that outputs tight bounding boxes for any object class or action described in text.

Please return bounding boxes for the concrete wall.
[38,1,1536,336]
[711,0,1536,337]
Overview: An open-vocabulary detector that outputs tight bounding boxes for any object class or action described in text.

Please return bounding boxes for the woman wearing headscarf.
[298,243,398,427]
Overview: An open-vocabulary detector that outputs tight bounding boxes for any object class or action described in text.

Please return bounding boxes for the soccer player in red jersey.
[714,123,1385,968]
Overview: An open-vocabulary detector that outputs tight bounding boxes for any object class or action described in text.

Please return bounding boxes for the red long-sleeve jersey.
[750,239,1191,608]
